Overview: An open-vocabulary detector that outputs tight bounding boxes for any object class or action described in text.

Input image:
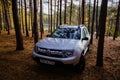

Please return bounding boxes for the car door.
[82,28,89,49]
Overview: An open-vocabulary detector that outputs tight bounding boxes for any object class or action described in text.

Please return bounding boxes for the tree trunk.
[54,0,56,30]
[96,0,108,67]
[96,0,99,39]
[56,0,59,27]
[88,0,91,32]
[2,0,10,35]
[6,2,12,30]
[40,0,44,39]
[90,0,96,44]
[30,0,33,37]
[113,0,120,40]
[0,4,2,34]
[12,0,24,50]
[24,0,29,37]
[59,0,62,25]
[82,0,85,24]
[48,0,50,32]
[0,9,2,34]
[18,0,21,29]
[50,0,52,33]
[21,0,25,33]
[33,0,39,43]
[69,0,73,25]
[78,0,81,25]
[2,7,6,31]
[64,0,67,24]
[29,0,31,31]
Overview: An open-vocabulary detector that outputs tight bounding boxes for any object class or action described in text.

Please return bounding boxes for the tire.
[74,54,85,73]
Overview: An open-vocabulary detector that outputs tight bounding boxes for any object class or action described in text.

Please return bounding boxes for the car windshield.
[51,28,81,40]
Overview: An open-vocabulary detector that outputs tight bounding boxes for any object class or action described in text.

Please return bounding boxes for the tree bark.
[50,0,52,33]
[96,0,99,39]
[69,0,73,25]
[96,0,108,67]
[40,0,44,39]
[56,0,59,27]
[78,0,81,25]
[0,5,2,34]
[24,0,29,37]
[88,0,91,32]
[2,0,10,35]
[54,0,56,30]
[113,0,120,40]
[59,0,62,25]
[48,0,50,32]
[33,0,39,43]
[12,0,24,50]
[82,0,85,24]
[90,0,96,44]
[30,0,33,37]
[64,0,67,24]
[21,0,25,33]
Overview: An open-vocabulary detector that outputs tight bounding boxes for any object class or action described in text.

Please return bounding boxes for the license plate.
[40,59,55,65]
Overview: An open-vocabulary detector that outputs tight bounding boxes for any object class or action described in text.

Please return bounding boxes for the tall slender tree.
[12,0,24,50]
[30,0,33,37]
[21,0,25,33]
[29,0,31,31]
[50,0,52,33]
[78,0,81,25]
[18,0,21,28]
[90,0,96,44]
[24,0,29,37]
[81,0,85,24]
[113,0,120,40]
[59,0,62,25]
[88,0,91,32]
[0,4,2,34]
[48,0,50,32]
[2,5,6,31]
[2,0,10,35]
[64,0,67,24]
[96,0,99,39]
[40,0,44,38]
[69,0,73,25]
[54,0,56,30]
[96,0,108,66]
[56,0,59,27]
[33,0,39,43]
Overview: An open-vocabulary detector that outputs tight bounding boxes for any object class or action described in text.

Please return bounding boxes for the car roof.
[59,24,85,29]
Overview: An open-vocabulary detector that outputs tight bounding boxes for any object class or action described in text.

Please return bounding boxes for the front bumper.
[32,51,79,66]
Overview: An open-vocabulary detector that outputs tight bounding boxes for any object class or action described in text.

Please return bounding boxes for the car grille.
[37,52,63,58]
[36,48,65,58]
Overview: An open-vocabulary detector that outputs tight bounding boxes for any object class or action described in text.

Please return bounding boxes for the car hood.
[36,37,81,50]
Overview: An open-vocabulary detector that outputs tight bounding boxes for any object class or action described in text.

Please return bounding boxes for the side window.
[82,28,87,38]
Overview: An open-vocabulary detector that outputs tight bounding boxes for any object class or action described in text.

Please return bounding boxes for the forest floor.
[0,30,120,80]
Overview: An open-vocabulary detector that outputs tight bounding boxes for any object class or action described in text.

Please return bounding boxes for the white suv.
[32,24,90,70]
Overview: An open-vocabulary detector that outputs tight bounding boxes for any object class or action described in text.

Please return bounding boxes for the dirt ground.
[0,31,120,80]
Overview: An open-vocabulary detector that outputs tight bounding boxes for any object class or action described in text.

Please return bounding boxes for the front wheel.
[74,54,85,73]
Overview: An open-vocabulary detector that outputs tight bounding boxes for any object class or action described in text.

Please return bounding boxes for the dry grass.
[0,31,120,80]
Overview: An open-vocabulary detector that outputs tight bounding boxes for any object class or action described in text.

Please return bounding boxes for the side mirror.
[82,37,89,40]
[46,34,51,37]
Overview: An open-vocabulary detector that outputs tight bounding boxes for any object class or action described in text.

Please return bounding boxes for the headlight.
[62,51,73,57]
